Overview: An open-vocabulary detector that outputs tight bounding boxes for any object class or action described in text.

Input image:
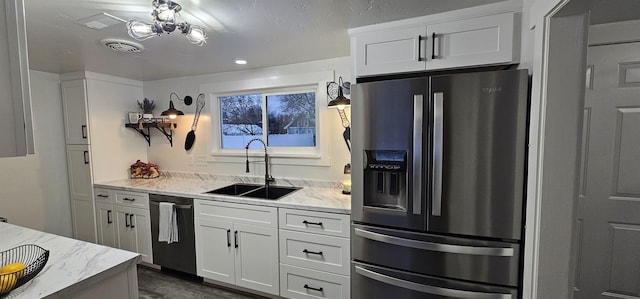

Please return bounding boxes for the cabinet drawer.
[195,199,277,228]
[94,188,114,204]
[280,264,350,299]
[115,191,149,209]
[279,230,350,275]
[279,208,350,237]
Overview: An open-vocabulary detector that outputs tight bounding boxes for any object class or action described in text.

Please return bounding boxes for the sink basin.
[242,185,301,200]
[205,183,263,196]
[204,183,301,200]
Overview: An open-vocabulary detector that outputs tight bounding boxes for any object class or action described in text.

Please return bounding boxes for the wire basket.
[0,244,49,295]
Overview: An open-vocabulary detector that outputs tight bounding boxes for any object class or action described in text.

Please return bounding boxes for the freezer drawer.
[352,261,518,299]
[351,224,520,287]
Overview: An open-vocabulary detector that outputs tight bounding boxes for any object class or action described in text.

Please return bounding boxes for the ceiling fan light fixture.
[126,0,207,46]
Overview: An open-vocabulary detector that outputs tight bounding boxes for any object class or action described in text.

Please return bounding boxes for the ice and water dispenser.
[363,150,408,211]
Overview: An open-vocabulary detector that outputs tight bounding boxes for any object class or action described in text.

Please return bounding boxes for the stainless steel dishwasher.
[149,194,196,275]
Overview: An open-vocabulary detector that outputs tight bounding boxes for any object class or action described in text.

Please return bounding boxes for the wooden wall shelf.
[125,121,176,147]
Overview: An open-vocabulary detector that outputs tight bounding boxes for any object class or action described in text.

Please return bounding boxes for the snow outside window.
[218,90,317,150]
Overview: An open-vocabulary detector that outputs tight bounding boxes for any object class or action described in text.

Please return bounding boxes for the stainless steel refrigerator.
[351,69,529,299]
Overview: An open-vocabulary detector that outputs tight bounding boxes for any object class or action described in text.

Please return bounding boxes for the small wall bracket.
[125,121,176,147]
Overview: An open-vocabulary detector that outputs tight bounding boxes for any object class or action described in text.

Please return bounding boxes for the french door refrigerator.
[351,69,529,299]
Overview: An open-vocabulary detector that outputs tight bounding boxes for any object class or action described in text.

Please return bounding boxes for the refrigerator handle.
[355,265,512,299]
[354,228,514,257]
[432,92,444,216]
[412,95,423,215]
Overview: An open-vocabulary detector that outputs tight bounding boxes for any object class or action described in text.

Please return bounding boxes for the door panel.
[95,203,116,247]
[429,70,528,241]
[234,223,279,295]
[575,42,640,299]
[130,207,152,264]
[195,218,235,284]
[115,207,135,253]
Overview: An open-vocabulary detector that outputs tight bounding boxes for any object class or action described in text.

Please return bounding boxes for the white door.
[61,79,90,145]
[115,206,136,253]
[95,202,116,247]
[353,26,427,77]
[195,218,235,284]
[426,12,516,71]
[234,223,279,295]
[66,145,92,201]
[70,199,96,243]
[574,42,640,298]
[130,207,153,264]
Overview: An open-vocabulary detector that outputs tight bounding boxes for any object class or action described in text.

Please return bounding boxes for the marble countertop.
[0,223,140,299]
[94,173,351,214]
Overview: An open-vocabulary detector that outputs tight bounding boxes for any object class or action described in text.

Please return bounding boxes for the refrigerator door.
[352,261,518,299]
[352,77,429,231]
[351,223,520,287]
[429,69,528,240]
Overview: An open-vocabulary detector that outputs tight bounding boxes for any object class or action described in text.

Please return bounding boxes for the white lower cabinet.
[195,200,279,296]
[279,208,351,299]
[94,188,153,264]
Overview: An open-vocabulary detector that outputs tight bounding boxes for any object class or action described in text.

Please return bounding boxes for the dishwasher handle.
[149,201,193,209]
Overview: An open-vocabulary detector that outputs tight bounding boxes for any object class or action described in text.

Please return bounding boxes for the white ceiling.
[23,0,640,81]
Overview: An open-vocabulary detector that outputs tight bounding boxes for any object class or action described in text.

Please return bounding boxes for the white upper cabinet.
[426,12,518,71]
[353,26,427,76]
[350,10,520,77]
[61,79,90,145]
[0,0,33,157]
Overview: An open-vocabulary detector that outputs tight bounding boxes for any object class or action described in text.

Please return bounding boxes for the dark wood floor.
[137,266,263,299]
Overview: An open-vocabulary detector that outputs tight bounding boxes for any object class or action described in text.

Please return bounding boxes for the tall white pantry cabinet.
[61,72,147,243]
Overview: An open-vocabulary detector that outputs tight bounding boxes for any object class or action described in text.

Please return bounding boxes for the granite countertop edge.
[94,176,351,215]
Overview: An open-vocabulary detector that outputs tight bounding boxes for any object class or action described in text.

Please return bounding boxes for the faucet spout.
[245,138,275,187]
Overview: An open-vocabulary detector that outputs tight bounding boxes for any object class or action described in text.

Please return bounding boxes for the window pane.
[266,92,316,147]
[219,94,263,149]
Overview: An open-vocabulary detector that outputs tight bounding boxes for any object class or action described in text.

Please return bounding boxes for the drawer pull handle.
[302,220,323,227]
[227,229,231,247]
[107,210,112,224]
[130,214,135,228]
[304,284,324,292]
[123,197,136,201]
[303,249,323,256]
[97,194,108,198]
[234,230,238,248]
[125,213,130,227]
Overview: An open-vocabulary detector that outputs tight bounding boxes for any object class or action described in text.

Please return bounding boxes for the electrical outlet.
[195,155,207,166]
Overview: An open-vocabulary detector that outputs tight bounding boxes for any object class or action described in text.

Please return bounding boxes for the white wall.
[0,70,72,236]
[83,73,149,183]
[143,57,352,182]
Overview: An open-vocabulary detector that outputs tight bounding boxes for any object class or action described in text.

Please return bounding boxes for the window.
[218,89,317,150]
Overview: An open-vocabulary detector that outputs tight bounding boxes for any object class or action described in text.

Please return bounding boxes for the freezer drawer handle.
[354,228,514,257]
[303,284,324,292]
[355,265,512,299]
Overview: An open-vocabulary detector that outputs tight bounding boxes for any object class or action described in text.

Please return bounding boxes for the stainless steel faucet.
[245,138,275,187]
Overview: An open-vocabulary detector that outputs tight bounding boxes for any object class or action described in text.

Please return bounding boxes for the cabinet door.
[195,217,235,284]
[234,223,280,295]
[66,145,93,200]
[426,12,517,70]
[130,207,153,264]
[353,26,427,77]
[71,199,96,243]
[0,0,33,157]
[95,202,116,247]
[61,79,90,145]
[115,206,136,253]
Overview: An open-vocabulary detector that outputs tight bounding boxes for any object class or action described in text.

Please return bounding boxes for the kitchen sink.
[205,183,263,196]
[241,185,301,200]
[204,183,301,200]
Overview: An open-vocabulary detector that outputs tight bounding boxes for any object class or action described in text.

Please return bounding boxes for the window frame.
[209,82,331,166]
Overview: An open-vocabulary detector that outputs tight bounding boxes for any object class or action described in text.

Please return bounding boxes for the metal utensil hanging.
[185,93,205,150]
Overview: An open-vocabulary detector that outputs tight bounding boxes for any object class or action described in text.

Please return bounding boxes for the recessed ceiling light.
[234,59,247,65]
